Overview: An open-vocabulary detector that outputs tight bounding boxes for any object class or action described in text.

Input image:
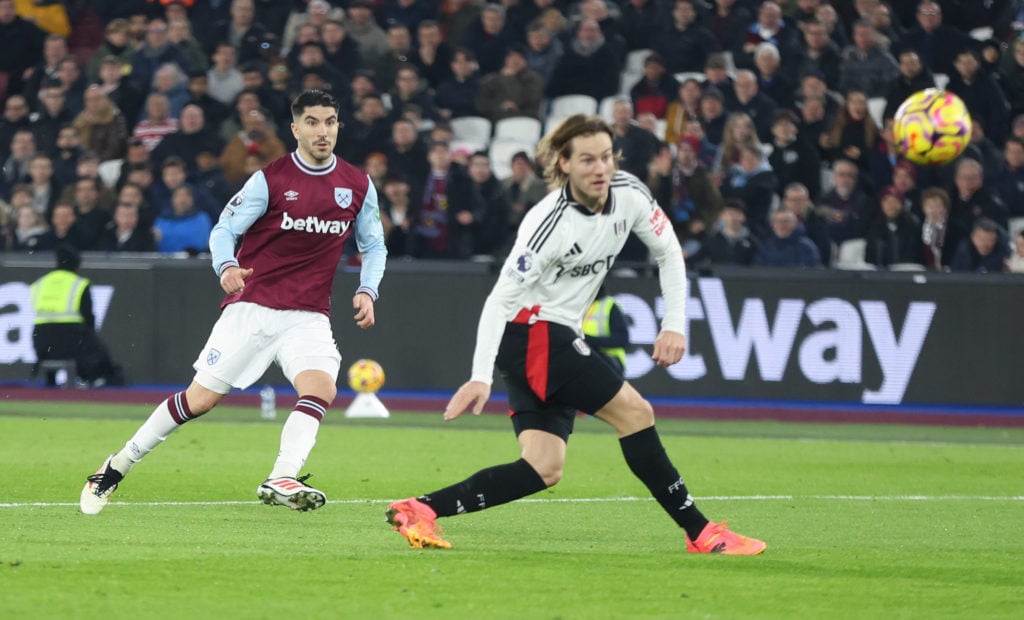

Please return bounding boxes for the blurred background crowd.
[1,0,1023,273]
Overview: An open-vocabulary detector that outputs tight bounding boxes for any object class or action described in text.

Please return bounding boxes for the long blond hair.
[715,112,761,174]
[536,114,617,189]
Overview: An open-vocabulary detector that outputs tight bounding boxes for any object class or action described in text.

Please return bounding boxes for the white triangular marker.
[344,392,390,418]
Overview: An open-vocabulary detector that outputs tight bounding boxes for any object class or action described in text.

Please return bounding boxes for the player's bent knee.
[531,462,563,487]
[292,368,338,404]
[522,452,564,487]
[519,434,565,487]
[186,377,228,415]
[542,470,562,487]
[304,384,337,405]
[597,385,655,434]
[633,397,655,427]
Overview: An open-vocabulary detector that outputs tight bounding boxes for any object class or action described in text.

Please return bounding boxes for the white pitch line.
[2,495,1022,509]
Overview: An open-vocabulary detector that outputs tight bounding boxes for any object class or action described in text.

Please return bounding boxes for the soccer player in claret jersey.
[80,90,387,515]
[387,115,766,555]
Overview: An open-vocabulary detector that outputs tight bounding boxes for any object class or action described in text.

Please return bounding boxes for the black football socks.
[419,458,547,517]
[620,426,709,540]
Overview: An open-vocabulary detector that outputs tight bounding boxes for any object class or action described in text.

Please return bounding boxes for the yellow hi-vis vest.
[30,270,89,325]
[582,296,626,369]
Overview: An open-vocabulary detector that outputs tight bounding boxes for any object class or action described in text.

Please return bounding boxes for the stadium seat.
[673,72,707,84]
[835,238,875,270]
[542,114,559,135]
[1008,217,1024,253]
[720,50,737,77]
[489,139,536,181]
[820,164,835,194]
[888,262,926,271]
[868,97,886,128]
[548,94,598,120]
[97,159,123,189]
[620,69,642,95]
[493,116,542,143]
[933,73,949,90]
[450,116,492,146]
[545,96,598,134]
[620,49,652,96]
[598,96,618,123]
[449,139,487,157]
[969,27,994,41]
[625,49,652,75]
[1008,217,1024,239]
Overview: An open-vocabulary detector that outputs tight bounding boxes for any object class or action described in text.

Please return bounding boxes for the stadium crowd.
[1,0,1023,272]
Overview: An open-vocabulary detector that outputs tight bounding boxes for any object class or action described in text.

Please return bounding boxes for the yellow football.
[893,89,972,166]
[347,359,385,393]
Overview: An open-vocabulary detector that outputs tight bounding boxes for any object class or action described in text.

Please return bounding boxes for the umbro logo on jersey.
[281,211,351,236]
[284,190,299,201]
[563,243,583,258]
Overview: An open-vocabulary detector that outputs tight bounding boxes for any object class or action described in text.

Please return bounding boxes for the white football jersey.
[470,170,688,384]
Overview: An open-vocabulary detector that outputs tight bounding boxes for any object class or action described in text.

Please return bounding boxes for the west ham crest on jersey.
[335,187,352,209]
[207,349,221,365]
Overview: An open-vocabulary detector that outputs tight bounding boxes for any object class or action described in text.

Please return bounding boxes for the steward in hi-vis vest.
[31,269,90,326]
[29,245,123,387]
[581,286,629,375]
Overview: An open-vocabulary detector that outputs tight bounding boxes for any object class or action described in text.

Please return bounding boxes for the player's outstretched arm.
[444,380,491,421]
[353,291,375,329]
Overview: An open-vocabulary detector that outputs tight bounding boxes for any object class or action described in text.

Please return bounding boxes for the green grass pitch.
[1,400,1022,619]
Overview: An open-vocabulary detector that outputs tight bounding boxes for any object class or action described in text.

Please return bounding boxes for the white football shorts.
[193,302,341,393]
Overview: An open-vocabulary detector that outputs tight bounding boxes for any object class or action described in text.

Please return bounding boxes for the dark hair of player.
[290,89,340,119]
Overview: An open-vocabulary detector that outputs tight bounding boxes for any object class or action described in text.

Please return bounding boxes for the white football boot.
[80,455,125,515]
[256,474,326,511]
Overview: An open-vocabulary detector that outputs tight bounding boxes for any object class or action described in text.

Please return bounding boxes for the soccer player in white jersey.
[387,115,766,554]
[80,90,387,515]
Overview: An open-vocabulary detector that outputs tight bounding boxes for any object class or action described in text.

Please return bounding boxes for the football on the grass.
[348,359,385,393]
[893,88,972,166]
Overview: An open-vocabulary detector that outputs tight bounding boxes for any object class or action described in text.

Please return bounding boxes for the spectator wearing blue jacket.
[754,207,822,268]
[150,156,222,221]
[154,186,212,254]
[720,142,778,239]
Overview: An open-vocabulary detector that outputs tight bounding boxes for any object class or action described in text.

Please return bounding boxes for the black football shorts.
[495,320,624,441]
